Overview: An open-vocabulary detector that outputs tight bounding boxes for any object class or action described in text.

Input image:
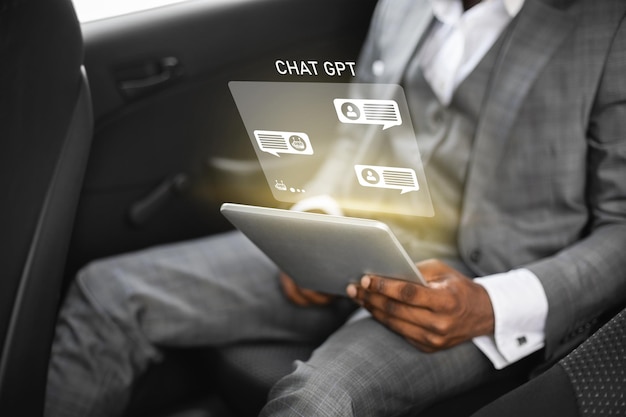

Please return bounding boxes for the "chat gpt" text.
[275,60,356,77]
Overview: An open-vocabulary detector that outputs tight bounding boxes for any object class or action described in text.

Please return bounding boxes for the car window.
[71,0,193,22]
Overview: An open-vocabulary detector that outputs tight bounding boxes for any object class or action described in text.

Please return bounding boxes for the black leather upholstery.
[472,306,626,417]
[559,307,625,416]
[0,0,92,414]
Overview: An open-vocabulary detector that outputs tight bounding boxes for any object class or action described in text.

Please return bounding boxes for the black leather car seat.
[0,0,92,414]
[471,305,626,417]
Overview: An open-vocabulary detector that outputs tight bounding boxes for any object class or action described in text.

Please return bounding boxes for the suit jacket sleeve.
[525,10,626,362]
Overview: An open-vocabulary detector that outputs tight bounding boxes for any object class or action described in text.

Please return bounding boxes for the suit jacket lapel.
[462,0,578,220]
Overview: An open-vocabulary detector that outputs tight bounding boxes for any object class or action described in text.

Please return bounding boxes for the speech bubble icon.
[253,130,314,157]
[354,165,419,194]
[334,99,402,130]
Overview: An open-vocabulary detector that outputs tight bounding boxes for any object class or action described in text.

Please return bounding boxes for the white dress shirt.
[419,0,525,105]
[419,0,548,369]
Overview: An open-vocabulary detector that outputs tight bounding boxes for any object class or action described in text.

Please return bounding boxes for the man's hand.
[346,259,495,352]
[280,272,335,307]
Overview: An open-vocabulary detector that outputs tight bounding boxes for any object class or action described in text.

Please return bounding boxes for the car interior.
[0,0,92,414]
[1,0,624,416]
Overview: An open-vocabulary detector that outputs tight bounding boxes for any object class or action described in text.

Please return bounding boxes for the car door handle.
[117,56,182,99]
[128,173,189,226]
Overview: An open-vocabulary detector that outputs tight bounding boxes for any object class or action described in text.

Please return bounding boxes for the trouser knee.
[263,355,392,417]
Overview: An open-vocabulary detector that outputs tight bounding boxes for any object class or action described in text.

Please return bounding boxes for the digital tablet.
[220,203,426,295]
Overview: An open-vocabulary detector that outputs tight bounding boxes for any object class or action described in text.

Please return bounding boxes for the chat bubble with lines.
[334,99,402,130]
[253,130,314,157]
[355,165,419,194]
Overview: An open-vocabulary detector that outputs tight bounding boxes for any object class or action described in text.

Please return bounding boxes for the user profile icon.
[341,102,360,120]
[361,168,380,185]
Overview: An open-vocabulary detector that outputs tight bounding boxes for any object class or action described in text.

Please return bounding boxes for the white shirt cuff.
[472,268,548,369]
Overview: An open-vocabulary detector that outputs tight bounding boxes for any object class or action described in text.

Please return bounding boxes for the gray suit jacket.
[357,0,626,363]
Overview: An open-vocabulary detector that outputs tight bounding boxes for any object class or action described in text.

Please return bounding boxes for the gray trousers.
[45,231,522,417]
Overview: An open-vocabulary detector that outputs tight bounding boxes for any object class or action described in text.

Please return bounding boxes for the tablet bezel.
[220,203,426,295]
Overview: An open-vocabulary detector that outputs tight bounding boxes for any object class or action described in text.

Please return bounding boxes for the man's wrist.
[472,268,548,368]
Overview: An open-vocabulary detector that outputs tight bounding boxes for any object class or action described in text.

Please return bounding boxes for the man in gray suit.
[46,0,626,416]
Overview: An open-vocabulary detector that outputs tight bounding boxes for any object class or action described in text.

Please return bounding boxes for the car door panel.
[66,0,378,278]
